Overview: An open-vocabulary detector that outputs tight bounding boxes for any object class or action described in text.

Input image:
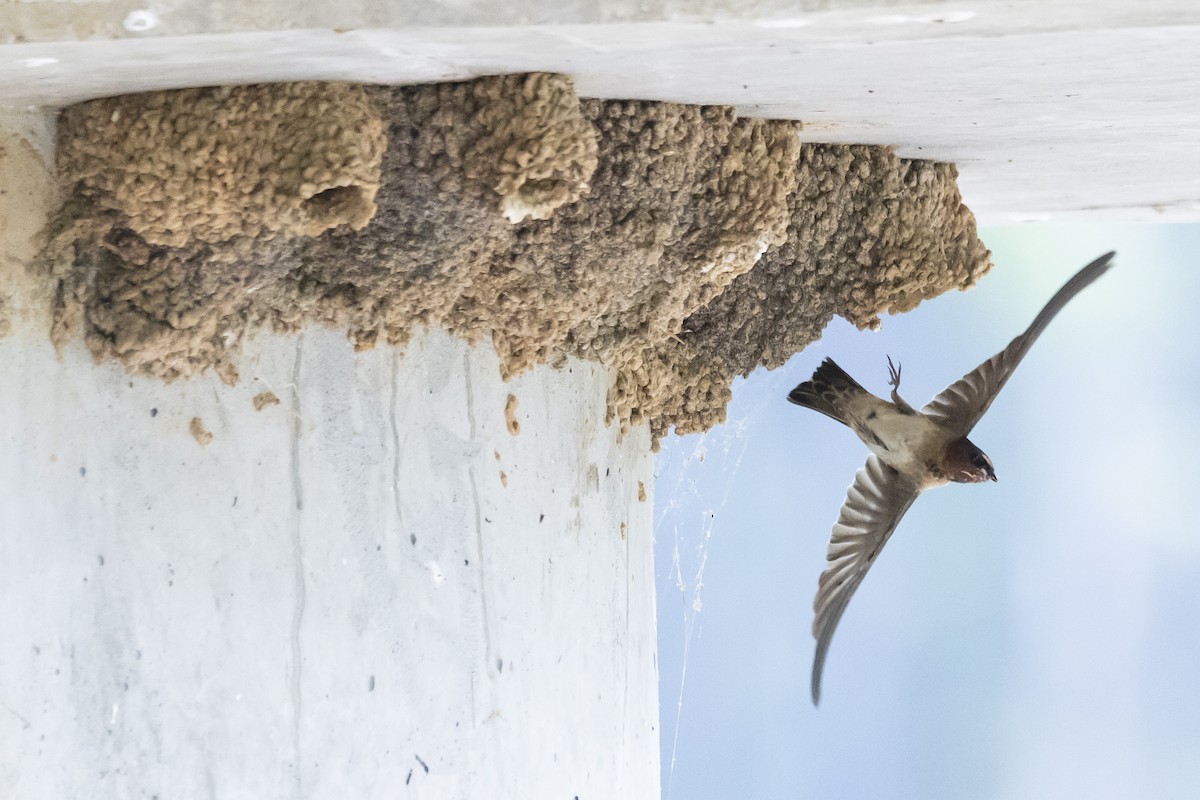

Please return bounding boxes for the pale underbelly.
[850,406,949,488]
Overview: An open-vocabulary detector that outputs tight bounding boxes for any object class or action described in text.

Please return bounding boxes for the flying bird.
[788,251,1115,705]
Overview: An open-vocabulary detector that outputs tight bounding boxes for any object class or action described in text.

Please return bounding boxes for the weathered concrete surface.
[0,322,658,798]
[1,114,658,797]
[2,0,1199,223]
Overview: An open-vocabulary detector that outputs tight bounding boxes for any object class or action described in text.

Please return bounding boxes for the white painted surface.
[1,0,1199,223]
[0,325,658,798]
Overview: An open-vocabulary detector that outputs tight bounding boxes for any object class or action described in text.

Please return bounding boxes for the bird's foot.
[887,355,902,390]
[887,355,915,413]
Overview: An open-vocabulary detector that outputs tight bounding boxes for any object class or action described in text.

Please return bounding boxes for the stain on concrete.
[253,391,280,411]
[189,416,212,446]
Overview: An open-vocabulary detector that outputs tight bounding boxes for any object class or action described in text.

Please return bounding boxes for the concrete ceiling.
[2,0,1198,223]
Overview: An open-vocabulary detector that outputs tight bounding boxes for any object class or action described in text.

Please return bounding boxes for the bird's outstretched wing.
[921,251,1116,436]
[812,455,921,705]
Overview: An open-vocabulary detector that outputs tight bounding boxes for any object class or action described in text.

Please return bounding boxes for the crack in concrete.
[390,349,404,538]
[288,335,307,794]
[462,350,496,725]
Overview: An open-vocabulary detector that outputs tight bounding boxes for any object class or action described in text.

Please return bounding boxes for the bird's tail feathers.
[787,358,865,426]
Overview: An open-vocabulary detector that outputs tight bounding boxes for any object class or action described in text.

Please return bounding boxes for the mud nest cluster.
[45,73,990,445]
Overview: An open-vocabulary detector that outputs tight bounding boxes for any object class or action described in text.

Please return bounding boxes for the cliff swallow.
[788,251,1115,705]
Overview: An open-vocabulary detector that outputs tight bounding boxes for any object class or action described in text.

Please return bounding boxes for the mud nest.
[44,73,991,445]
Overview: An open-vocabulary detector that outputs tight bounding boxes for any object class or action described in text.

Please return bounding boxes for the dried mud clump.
[632,144,990,439]
[282,73,603,359]
[515,101,801,373]
[301,96,801,377]
[57,82,385,246]
[46,81,386,383]
[45,74,990,446]
[488,74,600,223]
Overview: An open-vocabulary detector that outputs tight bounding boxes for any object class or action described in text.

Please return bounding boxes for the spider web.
[654,365,797,799]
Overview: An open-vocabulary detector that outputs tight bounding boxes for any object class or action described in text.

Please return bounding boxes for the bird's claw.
[886,356,913,411]
[887,356,902,390]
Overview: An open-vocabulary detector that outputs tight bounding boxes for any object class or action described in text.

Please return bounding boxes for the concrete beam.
[0,114,658,798]
[0,321,658,796]
[2,1,1199,222]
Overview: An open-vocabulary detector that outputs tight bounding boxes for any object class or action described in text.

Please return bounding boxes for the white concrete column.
[0,121,659,798]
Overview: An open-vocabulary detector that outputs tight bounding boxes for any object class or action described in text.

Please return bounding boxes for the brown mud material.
[505,394,521,436]
[620,144,991,440]
[44,73,991,447]
[189,417,212,446]
[252,391,280,411]
[56,82,385,248]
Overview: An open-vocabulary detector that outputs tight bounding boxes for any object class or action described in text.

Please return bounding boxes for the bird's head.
[945,437,997,484]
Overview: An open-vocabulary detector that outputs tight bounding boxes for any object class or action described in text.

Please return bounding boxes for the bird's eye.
[971,453,986,467]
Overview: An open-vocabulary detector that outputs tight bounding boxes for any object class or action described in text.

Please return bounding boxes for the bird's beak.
[989,472,998,482]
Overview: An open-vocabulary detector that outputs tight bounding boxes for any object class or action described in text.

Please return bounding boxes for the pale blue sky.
[655,223,1200,799]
